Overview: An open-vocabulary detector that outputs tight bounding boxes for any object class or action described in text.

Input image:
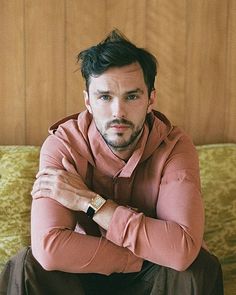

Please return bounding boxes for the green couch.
[0,144,235,294]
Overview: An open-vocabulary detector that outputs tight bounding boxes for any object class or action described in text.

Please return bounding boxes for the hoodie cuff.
[106,206,142,246]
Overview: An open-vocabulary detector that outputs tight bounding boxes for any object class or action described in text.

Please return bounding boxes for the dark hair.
[77,29,158,96]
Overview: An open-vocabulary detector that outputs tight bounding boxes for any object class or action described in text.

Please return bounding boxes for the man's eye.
[100,95,111,101]
[127,94,138,100]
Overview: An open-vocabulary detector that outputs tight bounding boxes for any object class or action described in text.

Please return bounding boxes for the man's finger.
[31,189,51,199]
[36,167,64,178]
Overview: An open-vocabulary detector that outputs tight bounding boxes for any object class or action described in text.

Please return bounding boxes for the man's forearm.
[31,199,143,274]
[92,199,119,230]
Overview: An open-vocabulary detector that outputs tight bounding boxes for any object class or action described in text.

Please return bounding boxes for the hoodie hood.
[48,110,173,177]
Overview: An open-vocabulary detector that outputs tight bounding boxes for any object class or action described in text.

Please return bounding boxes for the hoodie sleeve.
[106,132,204,271]
[31,135,143,275]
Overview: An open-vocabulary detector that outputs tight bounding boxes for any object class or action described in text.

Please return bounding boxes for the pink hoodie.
[31,110,204,275]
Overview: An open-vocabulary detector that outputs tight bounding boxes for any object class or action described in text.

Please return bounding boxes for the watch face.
[93,197,104,207]
[90,195,106,212]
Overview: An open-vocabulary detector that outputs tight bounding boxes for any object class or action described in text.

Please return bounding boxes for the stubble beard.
[100,124,144,151]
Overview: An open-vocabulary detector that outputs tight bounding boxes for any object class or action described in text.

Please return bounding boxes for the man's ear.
[83,90,92,113]
[147,89,156,113]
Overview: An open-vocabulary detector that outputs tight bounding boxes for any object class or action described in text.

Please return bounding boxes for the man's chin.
[102,128,143,150]
[104,137,132,150]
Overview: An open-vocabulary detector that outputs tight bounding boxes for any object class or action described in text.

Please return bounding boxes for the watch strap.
[86,206,95,218]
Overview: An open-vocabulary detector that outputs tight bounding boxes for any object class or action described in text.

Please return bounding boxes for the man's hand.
[31,159,95,212]
[31,157,119,230]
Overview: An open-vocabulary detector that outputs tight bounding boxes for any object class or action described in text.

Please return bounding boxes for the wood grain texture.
[25,0,66,145]
[0,0,235,145]
[0,0,25,144]
[106,0,147,47]
[66,0,106,115]
[185,0,229,144]
[225,0,236,142]
[146,0,187,128]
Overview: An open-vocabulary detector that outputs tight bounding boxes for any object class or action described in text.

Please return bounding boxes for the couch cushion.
[197,143,236,294]
[0,146,40,271]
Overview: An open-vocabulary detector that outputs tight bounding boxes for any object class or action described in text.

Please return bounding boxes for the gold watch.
[86,194,106,218]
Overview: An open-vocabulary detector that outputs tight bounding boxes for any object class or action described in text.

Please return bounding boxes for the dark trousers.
[0,247,224,295]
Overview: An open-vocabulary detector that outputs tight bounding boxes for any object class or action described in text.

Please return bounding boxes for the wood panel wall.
[0,0,235,146]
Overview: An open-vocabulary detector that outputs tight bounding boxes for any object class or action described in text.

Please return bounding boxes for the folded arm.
[31,137,143,275]
[32,135,204,273]
[32,166,204,272]
[31,198,142,274]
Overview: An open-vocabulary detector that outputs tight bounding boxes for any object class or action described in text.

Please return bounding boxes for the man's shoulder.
[40,110,92,156]
[48,110,90,135]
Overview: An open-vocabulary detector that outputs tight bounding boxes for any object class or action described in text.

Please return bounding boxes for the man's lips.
[106,119,134,131]
[110,124,130,130]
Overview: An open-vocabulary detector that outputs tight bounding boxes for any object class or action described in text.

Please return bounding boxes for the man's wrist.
[82,193,118,230]
[92,199,118,230]
[86,194,106,218]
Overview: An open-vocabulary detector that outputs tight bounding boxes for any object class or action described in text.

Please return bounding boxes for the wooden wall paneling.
[66,0,106,115]
[145,0,187,129]
[0,0,25,145]
[185,0,228,145]
[0,0,235,145]
[25,0,66,145]
[225,0,236,143]
[106,0,147,47]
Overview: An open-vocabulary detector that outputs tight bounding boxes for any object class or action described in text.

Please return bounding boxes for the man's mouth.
[107,119,133,131]
[110,124,130,130]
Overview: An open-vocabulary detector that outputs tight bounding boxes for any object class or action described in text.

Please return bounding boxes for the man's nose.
[111,99,126,118]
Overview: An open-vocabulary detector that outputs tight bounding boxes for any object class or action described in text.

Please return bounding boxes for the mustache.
[106,119,134,128]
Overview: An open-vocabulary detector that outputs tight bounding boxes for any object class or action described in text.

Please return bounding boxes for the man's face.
[84,62,155,152]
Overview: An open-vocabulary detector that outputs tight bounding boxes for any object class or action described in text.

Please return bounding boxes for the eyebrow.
[94,88,144,95]
[94,90,111,95]
[126,88,144,95]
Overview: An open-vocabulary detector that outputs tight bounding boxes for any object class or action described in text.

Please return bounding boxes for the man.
[1,30,223,294]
